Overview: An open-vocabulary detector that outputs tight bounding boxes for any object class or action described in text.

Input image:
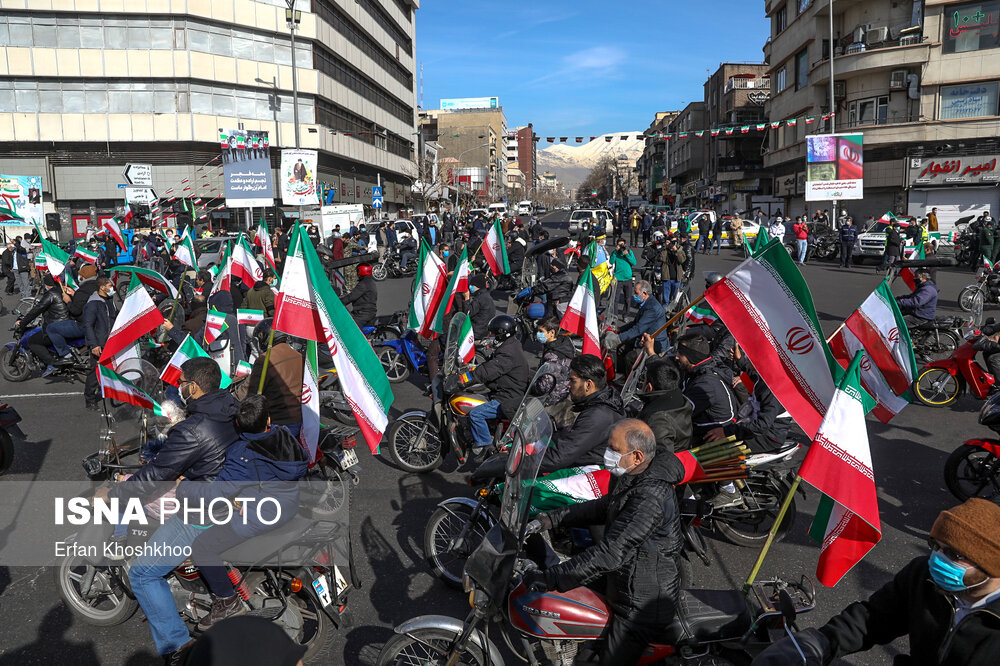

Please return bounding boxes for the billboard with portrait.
[221,129,274,208]
[280,149,319,206]
[0,174,44,227]
[805,133,864,201]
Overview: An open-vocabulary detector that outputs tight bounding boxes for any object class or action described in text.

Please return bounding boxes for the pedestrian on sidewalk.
[793,217,809,264]
[839,217,857,268]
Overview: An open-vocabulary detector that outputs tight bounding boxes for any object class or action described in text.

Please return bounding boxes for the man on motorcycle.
[247,320,304,432]
[461,315,530,450]
[898,268,939,329]
[14,274,71,377]
[637,357,693,452]
[398,234,417,271]
[527,258,573,318]
[341,262,377,327]
[526,419,685,666]
[464,274,496,340]
[46,263,99,367]
[82,277,117,410]
[615,280,668,373]
[754,498,1000,665]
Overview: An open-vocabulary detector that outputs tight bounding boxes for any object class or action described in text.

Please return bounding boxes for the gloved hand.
[751,628,828,665]
[524,512,552,535]
[521,569,548,593]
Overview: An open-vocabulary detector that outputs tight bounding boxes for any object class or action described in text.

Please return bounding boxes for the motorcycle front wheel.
[913,367,962,407]
[944,445,1000,502]
[372,263,388,282]
[714,474,795,548]
[54,555,138,626]
[958,285,983,312]
[0,347,32,382]
[385,414,444,473]
[424,503,494,588]
[376,345,411,383]
[377,627,490,666]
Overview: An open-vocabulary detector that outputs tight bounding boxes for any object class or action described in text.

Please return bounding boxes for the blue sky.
[416,1,771,139]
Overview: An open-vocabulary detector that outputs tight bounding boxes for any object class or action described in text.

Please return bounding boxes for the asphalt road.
[0,210,986,665]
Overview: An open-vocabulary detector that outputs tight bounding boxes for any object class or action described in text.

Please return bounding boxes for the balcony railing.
[725,78,771,94]
[812,33,927,70]
[841,113,921,129]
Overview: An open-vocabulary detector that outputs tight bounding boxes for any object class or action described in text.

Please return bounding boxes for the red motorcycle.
[376,398,815,666]
[913,334,995,407]
[944,392,1000,502]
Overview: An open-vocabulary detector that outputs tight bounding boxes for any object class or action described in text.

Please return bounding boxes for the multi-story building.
[0,0,420,236]
[704,62,772,214]
[667,102,708,209]
[509,124,537,195]
[424,105,507,203]
[635,111,679,206]
[763,0,1000,227]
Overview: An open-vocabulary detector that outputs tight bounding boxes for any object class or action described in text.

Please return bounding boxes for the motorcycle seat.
[664,589,751,644]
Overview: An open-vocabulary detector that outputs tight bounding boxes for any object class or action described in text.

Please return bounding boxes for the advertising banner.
[440,96,499,111]
[805,133,864,201]
[279,149,319,206]
[0,174,43,227]
[221,129,274,208]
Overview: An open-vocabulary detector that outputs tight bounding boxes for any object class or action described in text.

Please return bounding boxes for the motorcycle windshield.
[498,397,553,534]
[443,312,467,377]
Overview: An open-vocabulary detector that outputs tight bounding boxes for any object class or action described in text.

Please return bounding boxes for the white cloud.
[528,46,628,86]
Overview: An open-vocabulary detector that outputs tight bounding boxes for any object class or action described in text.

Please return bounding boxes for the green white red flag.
[408,240,448,339]
[35,228,70,279]
[204,309,229,345]
[237,309,265,326]
[685,302,718,325]
[431,246,470,335]
[301,340,321,461]
[172,226,198,269]
[235,360,253,378]
[879,211,905,225]
[828,279,917,423]
[159,333,231,388]
[108,266,178,299]
[34,252,47,271]
[899,242,925,291]
[75,247,100,264]
[230,236,263,286]
[210,254,233,295]
[254,217,277,272]
[102,216,126,251]
[99,274,165,369]
[529,465,611,512]
[704,240,842,439]
[560,270,601,357]
[98,363,166,416]
[482,220,510,276]
[273,224,394,453]
[457,315,475,364]
[0,205,24,223]
[800,352,882,587]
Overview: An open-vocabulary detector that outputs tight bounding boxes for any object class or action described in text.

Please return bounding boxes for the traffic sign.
[372,185,383,208]
[125,187,158,205]
[123,163,153,186]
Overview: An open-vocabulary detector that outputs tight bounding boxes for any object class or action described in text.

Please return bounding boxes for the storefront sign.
[907,154,1000,186]
[940,82,1000,119]
[748,91,771,106]
[775,174,797,197]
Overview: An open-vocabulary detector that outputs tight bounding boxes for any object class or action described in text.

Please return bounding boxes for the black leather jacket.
[21,286,70,329]
[540,386,624,473]
[342,276,377,324]
[110,390,240,501]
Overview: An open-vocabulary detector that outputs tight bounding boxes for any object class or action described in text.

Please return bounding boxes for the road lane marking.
[0,392,84,398]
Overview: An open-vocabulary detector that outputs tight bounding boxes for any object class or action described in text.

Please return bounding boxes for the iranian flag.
[530,465,611,512]
[34,252,47,272]
[457,315,475,364]
[899,243,925,291]
[829,279,917,424]
[984,256,995,273]
[685,302,718,325]
[273,224,394,453]
[210,255,233,295]
[704,241,841,439]
[204,309,229,345]
[879,211,906,226]
[431,247,471,335]
[235,360,253,378]
[0,205,24,223]
[37,232,70,279]
[102,216,126,251]
[98,364,166,416]
[75,247,100,264]
[231,237,263,286]
[301,341,321,461]
[254,217,277,272]
[109,266,178,299]
[172,227,198,269]
[408,240,448,339]
[749,225,771,256]
[159,334,232,388]
[800,352,882,587]
[99,274,165,369]
[237,309,266,326]
[560,271,601,357]
[482,220,510,276]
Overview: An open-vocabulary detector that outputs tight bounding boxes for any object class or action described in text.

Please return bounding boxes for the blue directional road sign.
[372,186,383,208]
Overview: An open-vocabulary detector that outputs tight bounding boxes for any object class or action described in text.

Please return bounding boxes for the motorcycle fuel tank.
[509,582,610,639]
[449,392,487,416]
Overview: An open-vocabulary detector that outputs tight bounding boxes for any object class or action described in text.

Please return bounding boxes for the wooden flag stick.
[744,474,802,590]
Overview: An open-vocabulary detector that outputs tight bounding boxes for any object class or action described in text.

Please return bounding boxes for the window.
[774,67,787,92]
[774,4,788,34]
[848,95,889,126]
[940,81,1000,118]
[314,46,414,125]
[944,1,1000,54]
[797,0,812,13]
[314,0,414,88]
[795,48,809,90]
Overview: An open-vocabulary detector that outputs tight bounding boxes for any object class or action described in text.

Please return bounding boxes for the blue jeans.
[710,236,722,254]
[400,250,415,269]
[695,235,709,252]
[796,239,808,263]
[46,319,84,357]
[468,399,502,448]
[128,516,208,654]
[662,280,680,306]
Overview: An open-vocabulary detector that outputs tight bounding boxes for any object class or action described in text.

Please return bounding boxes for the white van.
[488,202,508,217]
[516,201,533,216]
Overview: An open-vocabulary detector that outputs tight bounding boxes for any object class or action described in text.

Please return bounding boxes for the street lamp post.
[828,0,838,225]
[286,0,301,149]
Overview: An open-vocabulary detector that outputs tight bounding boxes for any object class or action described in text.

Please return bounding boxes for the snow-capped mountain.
[537,132,645,192]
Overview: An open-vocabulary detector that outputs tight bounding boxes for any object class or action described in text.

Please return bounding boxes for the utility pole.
[829,0,838,226]
[286,0,301,149]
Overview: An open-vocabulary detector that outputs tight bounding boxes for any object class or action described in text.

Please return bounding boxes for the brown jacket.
[242,282,276,317]
[248,342,303,426]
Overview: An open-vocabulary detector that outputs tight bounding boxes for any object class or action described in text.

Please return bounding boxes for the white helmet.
[652,230,665,242]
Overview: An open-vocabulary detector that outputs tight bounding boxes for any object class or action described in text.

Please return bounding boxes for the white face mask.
[603,447,637,477]
[179,382,193,406]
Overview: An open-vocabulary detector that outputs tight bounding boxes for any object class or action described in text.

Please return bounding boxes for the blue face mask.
[632,294,643,305]
[442,250,450,258]
[929,549,986,592]
[536,331,548,344]
[469,285,476,294]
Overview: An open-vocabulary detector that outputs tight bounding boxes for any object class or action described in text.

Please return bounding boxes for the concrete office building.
[763,0,1000,226]
[635,111,679,206]
[666,102,708,209]
[422,106,507,202]
[0,0,419,237]
[506,124,537,196]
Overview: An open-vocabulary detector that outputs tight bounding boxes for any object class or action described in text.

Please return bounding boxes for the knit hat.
[469,274,487,290]
[676,335,712,366]
[930,498,1000,577]
[79,264,98,280]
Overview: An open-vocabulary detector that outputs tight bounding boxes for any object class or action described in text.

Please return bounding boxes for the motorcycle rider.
[530,316,576,426]
[528,258,573,318]
[341,262,377,327]
[754,498,1000,665]
[525,419,684,666]
[14,274,71,378]
[464,274,496,340]
[82,277,117,410]
[973,320,1000,390]
[398,233,417,271]
[898,268,939,329]
[46,263,99,367]
[241,268,277,317]
[615,280,668,373]
[637,357,693,452]
[461,315,530,450]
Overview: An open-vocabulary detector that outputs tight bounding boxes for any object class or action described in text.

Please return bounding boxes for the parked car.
[568,209,614,236]
[487,202,508,217]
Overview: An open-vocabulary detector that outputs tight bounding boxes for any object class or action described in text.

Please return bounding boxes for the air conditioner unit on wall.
[890,70,908,90]
[853,27,866,43]
[866,26,889,44]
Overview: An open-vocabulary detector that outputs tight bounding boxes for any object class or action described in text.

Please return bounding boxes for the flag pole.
[743,474,802,590]
[649,293,705,340]
[256,328,276,394]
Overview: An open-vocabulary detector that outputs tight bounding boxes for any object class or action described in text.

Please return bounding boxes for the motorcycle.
[377,397,816,666]
[913,330,995,407]
[374,328,430,384]
[958,269,1000,312]
[371,246,417,282]
[944,391,1000,502]
[0,403,24,475]
[62,426,361,660]
[908,316,966,364]
[1,325,91,382]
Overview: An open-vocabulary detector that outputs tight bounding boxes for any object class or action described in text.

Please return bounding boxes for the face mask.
[632,294,643,305]
[603,448,636,477]
[929,549,987,593]
[442,251,449,258]
[536,331,548,344]
[469,285,476,294]
[178,382,191,406]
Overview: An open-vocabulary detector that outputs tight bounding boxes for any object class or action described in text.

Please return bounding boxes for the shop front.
[906,153,1000,232]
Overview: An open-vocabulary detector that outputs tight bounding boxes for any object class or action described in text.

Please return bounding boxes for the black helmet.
[253,318,289,349]
[488,315,518,342]
[705,271,724,287]
[980,392,1000,428]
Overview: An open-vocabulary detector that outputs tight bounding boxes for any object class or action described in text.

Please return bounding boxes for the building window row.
[315,98,412,159]
[944,1,1000,54]
[0,14,310,68]
[392,0,413,22]
[313,46,413,125]
[941,81,999,119]
[337,0,412,57]
[313,0,413,89]
[0,78,315,123]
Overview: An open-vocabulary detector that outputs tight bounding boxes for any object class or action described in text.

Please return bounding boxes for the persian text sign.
[222,129,274,208]
[908,155,1000,186]
[805,134,864,201]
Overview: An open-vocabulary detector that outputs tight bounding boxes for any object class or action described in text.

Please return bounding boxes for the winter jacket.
[816,556,1000,665]
[839,225,858,245]
[885,227,904,257]
[507,235,527,273]
[898,281,939,321]
[545,451,685,622]
[242,281,276,317]
[637,389,693,452]
[533,270,574,304]
[729,355,789,452]
[540,386,624,473]
[67,277,100,321]
[248,343,304,426]
[465,288,497,340]
[176,426,308,536]
[82,291,118,348]
[769,222,786,240]
[21,286,70,329]
[531,335,574,406]
[468,336,530,418]
[682,361,738,438]
[111,390,240,501]
[661,246,686,282]
[610,249,636,281]
[618,296,668,351]
[341,275,377,324]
